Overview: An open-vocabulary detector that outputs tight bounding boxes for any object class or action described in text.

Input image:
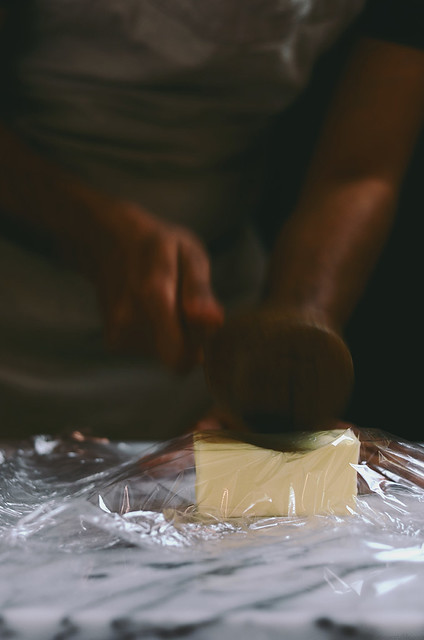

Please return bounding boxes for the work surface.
[1,433,424,640]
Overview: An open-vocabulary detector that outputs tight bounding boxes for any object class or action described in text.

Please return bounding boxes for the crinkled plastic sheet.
[1,426,424,556]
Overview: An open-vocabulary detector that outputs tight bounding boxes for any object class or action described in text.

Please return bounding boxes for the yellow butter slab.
[194,429,360,518]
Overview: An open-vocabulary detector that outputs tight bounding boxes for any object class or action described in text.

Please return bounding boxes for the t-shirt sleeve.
[359,0,424,49]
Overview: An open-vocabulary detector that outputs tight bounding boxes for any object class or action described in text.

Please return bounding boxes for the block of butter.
[194,429,360,518]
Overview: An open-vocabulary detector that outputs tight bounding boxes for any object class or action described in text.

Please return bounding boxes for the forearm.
[266,177,396,330]
[0,121,116,272]
[265,38,424,331]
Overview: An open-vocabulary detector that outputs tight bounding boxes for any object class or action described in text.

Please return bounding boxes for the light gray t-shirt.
[0,0,364,438]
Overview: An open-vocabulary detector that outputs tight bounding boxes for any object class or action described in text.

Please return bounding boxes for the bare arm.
[204,38,424,430]
[266,37,424,329]
[0,123,224,372]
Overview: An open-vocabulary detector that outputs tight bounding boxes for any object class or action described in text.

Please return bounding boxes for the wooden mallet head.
[203,310,354,433]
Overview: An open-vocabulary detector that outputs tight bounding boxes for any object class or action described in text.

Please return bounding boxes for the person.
[0,0,423,440]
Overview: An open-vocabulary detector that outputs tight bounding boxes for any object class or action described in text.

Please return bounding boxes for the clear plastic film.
[1,426,424,553]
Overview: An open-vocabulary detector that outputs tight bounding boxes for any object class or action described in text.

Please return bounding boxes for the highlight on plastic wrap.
[193,429,360,518]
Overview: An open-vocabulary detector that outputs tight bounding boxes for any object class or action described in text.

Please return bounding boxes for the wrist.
[260,298,337,334]
[263,179,395,333]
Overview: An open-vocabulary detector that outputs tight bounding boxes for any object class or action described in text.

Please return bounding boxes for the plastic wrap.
[1,426,424,552]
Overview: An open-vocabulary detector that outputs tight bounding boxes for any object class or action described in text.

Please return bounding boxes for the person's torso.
[10,0,364,241]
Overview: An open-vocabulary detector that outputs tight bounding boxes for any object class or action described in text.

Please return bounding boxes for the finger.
[101,244,189,369]
[142,246,188,371]
[178,240,224,334]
